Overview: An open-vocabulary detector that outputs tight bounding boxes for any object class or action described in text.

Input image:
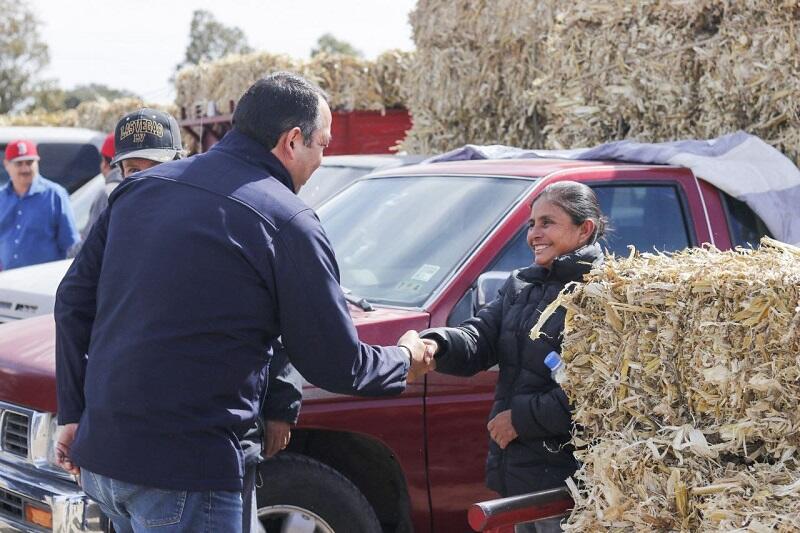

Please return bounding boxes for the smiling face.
[527,198,595,269]
[4,159,39,196]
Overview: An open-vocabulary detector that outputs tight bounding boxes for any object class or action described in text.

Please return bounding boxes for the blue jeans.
[81,468,242,533]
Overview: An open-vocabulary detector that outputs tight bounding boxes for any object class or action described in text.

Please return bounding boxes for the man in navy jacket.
[54,72,429,532]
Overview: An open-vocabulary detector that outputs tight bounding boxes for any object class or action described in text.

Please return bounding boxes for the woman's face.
[527,199,595,269]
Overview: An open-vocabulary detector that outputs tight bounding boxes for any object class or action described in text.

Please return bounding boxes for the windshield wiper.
[341,287,375,312]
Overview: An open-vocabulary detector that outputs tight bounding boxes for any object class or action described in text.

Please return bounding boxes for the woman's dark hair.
[232,72,329,149]
[531,180,609,243]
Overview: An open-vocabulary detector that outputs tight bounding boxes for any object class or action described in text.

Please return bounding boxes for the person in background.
[0,139,80,270]
[55,76,430,533]
[81,132,123,240]
[418,181,607,533]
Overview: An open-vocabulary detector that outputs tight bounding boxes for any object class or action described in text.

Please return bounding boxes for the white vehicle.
[0,126,105,193]
[0,259,71,322]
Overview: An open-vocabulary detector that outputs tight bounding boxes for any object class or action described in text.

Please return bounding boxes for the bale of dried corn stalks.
[174,50,412,115]
[402,0,800,165]
[0,98,178,133]
[532,238,800,530]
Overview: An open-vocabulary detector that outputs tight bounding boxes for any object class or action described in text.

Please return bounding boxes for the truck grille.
[2,411,29,457]
[0,487,24,520]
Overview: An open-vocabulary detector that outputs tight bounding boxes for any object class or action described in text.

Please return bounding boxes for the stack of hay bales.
[545,238,800,531]
[71,98,178,133]
[403,0,800,165]
[0,109,79,128]
[0,98,177,134]
[173,50,412,115]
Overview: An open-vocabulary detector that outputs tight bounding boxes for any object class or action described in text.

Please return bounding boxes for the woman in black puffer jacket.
[420,181,607,532]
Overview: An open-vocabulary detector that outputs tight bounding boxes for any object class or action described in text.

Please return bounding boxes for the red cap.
[4,140,39,162]
[101,132,115,159]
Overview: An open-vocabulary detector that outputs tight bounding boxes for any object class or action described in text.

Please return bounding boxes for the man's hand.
[487,410,518,449]
[264,420,291,458]
[397,330,435,383]
[55,423,81,475]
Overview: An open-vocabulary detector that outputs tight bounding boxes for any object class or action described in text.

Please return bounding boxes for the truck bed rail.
[468,486,573,532]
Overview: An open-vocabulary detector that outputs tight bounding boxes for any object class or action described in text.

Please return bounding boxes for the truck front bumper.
[0,459,109,532]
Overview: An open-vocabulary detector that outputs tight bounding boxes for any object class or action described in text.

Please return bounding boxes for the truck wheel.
[256,452,382,533]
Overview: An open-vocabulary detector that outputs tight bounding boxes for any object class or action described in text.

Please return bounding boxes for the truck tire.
[256,452,382,533]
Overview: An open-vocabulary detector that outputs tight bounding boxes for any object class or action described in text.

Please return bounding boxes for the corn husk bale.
[0,98,177,133]
[533,238,800,530]
[0,109,79,127]
[566,431,800,532]
[174,50,412,115]
[402,0,800,164]
[404,0,556,153]
[558,240,800,459]
[72,98,178,133]
[175,53,299,117]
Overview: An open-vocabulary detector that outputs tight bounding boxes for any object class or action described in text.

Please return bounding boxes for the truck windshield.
[298,165,372,207]
[317,176,532,307]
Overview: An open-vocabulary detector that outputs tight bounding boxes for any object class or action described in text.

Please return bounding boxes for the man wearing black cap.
[54,75,432,532]
[109,107,185,177]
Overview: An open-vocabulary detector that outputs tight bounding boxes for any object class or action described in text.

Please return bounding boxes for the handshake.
[397,330,439,383]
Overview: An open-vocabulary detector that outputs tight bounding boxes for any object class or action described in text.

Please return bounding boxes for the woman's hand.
[421,339,439,370]
[487,410,518,449]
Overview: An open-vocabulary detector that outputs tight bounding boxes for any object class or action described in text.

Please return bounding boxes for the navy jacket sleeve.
[510,388,573,439]
[54,207,108,424]
[274,210,410,396]
[419,277,509,376]
[262,341,302,424]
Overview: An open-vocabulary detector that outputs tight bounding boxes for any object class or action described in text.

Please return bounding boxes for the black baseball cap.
[111,108,183,166]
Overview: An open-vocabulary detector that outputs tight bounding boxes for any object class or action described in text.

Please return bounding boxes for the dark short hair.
[102,155,112,166]
[232,72,329,150]
[532,180,609,242]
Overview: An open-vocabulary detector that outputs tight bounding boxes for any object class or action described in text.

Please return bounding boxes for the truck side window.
[447,228,531,326]
[720,192,771,247]
[592,185,691,256]
[487,228,532,273]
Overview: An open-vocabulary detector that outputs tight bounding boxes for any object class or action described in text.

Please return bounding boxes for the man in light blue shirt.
[0,139,80,270]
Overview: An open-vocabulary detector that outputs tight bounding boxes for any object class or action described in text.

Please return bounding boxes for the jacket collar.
[517,242,604,283]
[211,129,296,193]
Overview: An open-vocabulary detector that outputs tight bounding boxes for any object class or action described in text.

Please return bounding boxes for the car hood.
[0,306,429,414]
[0,315,57,412]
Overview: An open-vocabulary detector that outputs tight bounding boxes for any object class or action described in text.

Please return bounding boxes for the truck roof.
[371,157,685,179]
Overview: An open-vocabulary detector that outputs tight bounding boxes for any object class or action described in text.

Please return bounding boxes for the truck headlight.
[46,417,60,468]
[29,411,56,466]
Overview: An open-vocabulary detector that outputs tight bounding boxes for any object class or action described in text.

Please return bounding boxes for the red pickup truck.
[0,158,770,532]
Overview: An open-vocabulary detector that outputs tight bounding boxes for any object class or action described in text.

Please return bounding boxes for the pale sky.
[31,0,418,104]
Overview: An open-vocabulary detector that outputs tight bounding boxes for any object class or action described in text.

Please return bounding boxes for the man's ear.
[281,127,303,159]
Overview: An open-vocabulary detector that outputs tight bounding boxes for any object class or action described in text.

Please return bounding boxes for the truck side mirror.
[473,271,509,312]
